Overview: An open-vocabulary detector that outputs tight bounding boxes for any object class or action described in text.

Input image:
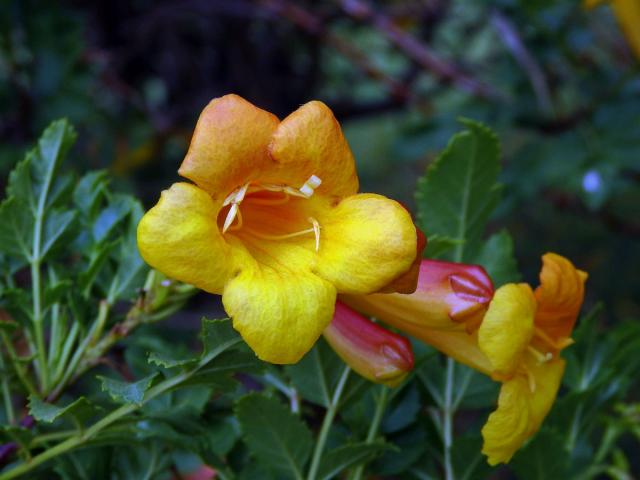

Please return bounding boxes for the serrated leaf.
[41,209,77,259]
[474,229,520,287]
[98,373,158,405]
[200,318,241,358]
[416,119,501,262]
[92,194,135,243]
[236,393,312,479]
[0,197,32,260]
[74,170,109,219]
[317,442,390,480]
[147,351,197,369]
[78,240,119,294]
[28,395,102,424]
[286,339,345,407]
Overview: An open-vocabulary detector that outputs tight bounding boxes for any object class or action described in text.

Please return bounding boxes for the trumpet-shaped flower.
[324,301,414,387]
[137,95,420,364]
[341,253,586,465]
[479,253,587,464]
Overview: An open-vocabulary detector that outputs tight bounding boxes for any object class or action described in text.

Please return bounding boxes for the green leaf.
[236,393,312,479]
[41,210,77,259]
[423,234,462,259]
[0,197,32,260]
[147,351,197,369]
[286,339,345,408]
[98,373,159,405]
[0,426,33,450]
[200,318,241,358]
[416,119,501,262]
[473,229,520,286]
[510,429,570,479]
[28,395,102,424]
[316,442,390,480]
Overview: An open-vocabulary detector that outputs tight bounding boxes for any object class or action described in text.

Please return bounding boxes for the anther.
[299,175,322,197]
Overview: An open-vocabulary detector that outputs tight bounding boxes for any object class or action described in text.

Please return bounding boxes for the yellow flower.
[479,253,587,464]
[342,253,587,465]
[585,0,640,59]
[137,95,419,364]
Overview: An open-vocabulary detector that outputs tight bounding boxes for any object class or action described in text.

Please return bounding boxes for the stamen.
[524,365,537,393]
[222,203,239,233]
[527,345,553,364]
[244,226,316,241]
[227,207,243,231]
[309,217,321,252]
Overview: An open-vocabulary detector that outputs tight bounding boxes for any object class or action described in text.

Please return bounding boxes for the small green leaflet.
[316,442,391,480]
[28,395,102,424]
[98,373,159,406]
[235,393,312,480]
[416,119,502,262]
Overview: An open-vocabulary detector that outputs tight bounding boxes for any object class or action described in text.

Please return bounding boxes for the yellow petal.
[481,376,531,465]
[481,358,565,465]
[534,253,587,344]
[137,183,233,294]
[612,0,640,59]
[222,266,336,364]
[178,94,279,200]
[269,101,359,198]
[526,357,565,436]
[315,194,417,294]
[478,284,536,379]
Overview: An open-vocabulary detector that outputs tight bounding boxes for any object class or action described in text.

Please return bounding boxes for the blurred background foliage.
[1,0,639,477]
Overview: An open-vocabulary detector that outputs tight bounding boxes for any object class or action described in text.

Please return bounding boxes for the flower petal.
[478,283,536,379]
[137,183,232,294]
[315,194,417,295]
[481,376,531,465]
[481,357,565,465]
[324,301,414,387]
[534,253,587,343]
[222,267,336,364]
[269,101,358,198]
[178,94,280,200]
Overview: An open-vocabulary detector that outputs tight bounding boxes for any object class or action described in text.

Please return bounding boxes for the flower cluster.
[137,95,587,465]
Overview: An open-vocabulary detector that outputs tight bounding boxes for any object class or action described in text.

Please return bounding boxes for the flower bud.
[344,259,494,332]
[324,301,414,387]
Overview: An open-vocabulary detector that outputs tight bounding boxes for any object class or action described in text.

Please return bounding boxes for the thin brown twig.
[339,0,506,101]
[260,0,410,100]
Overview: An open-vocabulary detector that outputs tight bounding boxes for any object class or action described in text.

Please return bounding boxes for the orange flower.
[137,95,420,364]
[342,253,587,465]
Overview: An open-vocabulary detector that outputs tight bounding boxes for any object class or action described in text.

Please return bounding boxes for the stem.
[30,261,48,393]
[442,357,455,480]
[350,386,389,480]
[0,337,242,480]
[0,332,36,395]
[49,301,110,400]
[306,366,350,480]
[0,354,15,424]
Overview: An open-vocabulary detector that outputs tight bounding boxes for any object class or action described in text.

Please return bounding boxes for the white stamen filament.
[220,176,323,251]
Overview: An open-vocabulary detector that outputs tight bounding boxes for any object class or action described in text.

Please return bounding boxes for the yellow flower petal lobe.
[534,253,587,344]
[315,194,417,294]
[478,283,536,379]
[137,182,232,294]
[269,101,358,198]
[481,357,565,465]
[178,94,279,199]
[223,266,336,364]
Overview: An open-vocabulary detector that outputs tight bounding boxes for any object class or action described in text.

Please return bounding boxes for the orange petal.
[268,101,359,198]
[534,253,587,343]
[178,94,279,200]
